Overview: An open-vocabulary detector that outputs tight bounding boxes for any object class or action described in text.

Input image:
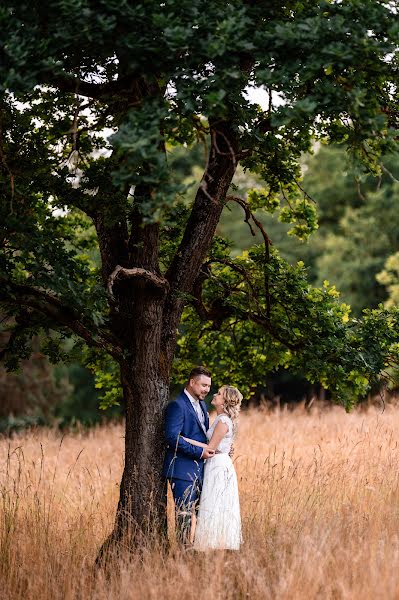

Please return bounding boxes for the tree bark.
[162,120,239,363]
[115,356,169,539]
[96,281,170,560]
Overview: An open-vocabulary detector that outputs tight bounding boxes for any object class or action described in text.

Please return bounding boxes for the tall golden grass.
[2,404,399,599]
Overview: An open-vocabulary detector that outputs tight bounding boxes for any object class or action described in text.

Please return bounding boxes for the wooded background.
[2,143,399,430]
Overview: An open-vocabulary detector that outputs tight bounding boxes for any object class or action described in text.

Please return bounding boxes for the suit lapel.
[182,392,201,425]
[182,392,207,432]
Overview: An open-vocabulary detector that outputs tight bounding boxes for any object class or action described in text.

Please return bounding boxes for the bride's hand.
[202,446,215,459]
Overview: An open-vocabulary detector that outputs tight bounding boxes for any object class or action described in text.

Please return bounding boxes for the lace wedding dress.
[193,414,242,550]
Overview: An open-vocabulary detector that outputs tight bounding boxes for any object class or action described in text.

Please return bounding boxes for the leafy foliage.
[378,252,399,309]
[1,0,399,412]
[175,240,399,407]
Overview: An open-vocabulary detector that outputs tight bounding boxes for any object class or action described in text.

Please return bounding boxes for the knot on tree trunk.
[107,265,170,297]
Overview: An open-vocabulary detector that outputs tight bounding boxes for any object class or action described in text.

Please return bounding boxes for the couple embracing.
[162,366,243,551]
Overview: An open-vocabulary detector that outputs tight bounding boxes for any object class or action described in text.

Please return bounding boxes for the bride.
[182,385,243,550]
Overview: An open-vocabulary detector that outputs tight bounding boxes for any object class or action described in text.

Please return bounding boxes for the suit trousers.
[169,477,202,546]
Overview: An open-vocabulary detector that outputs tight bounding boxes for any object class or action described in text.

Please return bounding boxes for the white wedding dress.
[194,414,242,550]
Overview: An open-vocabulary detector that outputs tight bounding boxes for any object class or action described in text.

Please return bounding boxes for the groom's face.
[189,375,211,401]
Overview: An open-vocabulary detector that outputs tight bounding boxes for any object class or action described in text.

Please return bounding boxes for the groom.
[162,366,215,546]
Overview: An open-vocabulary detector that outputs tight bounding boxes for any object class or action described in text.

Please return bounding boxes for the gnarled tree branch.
[227,194,272,318]
[107,265,169,297]
[190,260,302,351]
[162,120,239,362]
[0,279,123,361]
[42,71,144,102]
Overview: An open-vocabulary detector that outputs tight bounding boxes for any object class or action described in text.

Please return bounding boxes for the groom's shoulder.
[165,391,187,418]
[167,390,187,407]
[173,390,187,404]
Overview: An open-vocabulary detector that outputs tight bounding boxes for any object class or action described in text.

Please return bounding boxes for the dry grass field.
[2,404,399,599]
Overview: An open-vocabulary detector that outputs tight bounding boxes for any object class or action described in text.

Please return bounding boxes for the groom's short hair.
[188,366,211,381]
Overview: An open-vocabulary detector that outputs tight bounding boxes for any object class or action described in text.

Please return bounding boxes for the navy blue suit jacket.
[162,391,209,482]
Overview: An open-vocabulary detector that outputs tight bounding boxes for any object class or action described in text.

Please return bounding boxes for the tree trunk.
[114,359,169,539]
[96,279,171,560]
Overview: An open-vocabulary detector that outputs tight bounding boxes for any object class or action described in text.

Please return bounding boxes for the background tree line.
[2,143,399,431]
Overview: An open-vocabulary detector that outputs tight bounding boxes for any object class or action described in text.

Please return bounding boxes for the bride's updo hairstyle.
[222,385,243,425]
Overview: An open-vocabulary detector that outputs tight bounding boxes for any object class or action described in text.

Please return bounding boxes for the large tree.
[1,1,399,548]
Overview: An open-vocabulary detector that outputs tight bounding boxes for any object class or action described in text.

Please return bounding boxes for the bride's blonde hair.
[222,385,243,426]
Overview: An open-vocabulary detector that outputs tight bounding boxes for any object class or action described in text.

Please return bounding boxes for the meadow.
[2,403,399,600]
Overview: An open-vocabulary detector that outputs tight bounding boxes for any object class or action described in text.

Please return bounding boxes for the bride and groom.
[162,366,242,550]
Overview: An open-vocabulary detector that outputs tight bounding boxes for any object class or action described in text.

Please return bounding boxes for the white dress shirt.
[184,389,206,432]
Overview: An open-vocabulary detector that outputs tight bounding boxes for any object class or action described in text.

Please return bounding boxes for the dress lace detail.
[193,414,242,551]
[206,414,234,454]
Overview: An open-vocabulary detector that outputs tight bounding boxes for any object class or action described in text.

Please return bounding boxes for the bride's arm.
[181,437,208,449]
[182,420,229,451]
[207,420,229,451]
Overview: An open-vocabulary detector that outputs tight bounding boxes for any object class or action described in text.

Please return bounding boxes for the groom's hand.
[202,448,216,459]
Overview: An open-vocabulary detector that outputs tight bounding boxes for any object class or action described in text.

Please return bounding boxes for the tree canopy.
[1,1,399,407]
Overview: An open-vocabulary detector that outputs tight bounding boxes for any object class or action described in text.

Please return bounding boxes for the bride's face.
[211,388,225,409]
